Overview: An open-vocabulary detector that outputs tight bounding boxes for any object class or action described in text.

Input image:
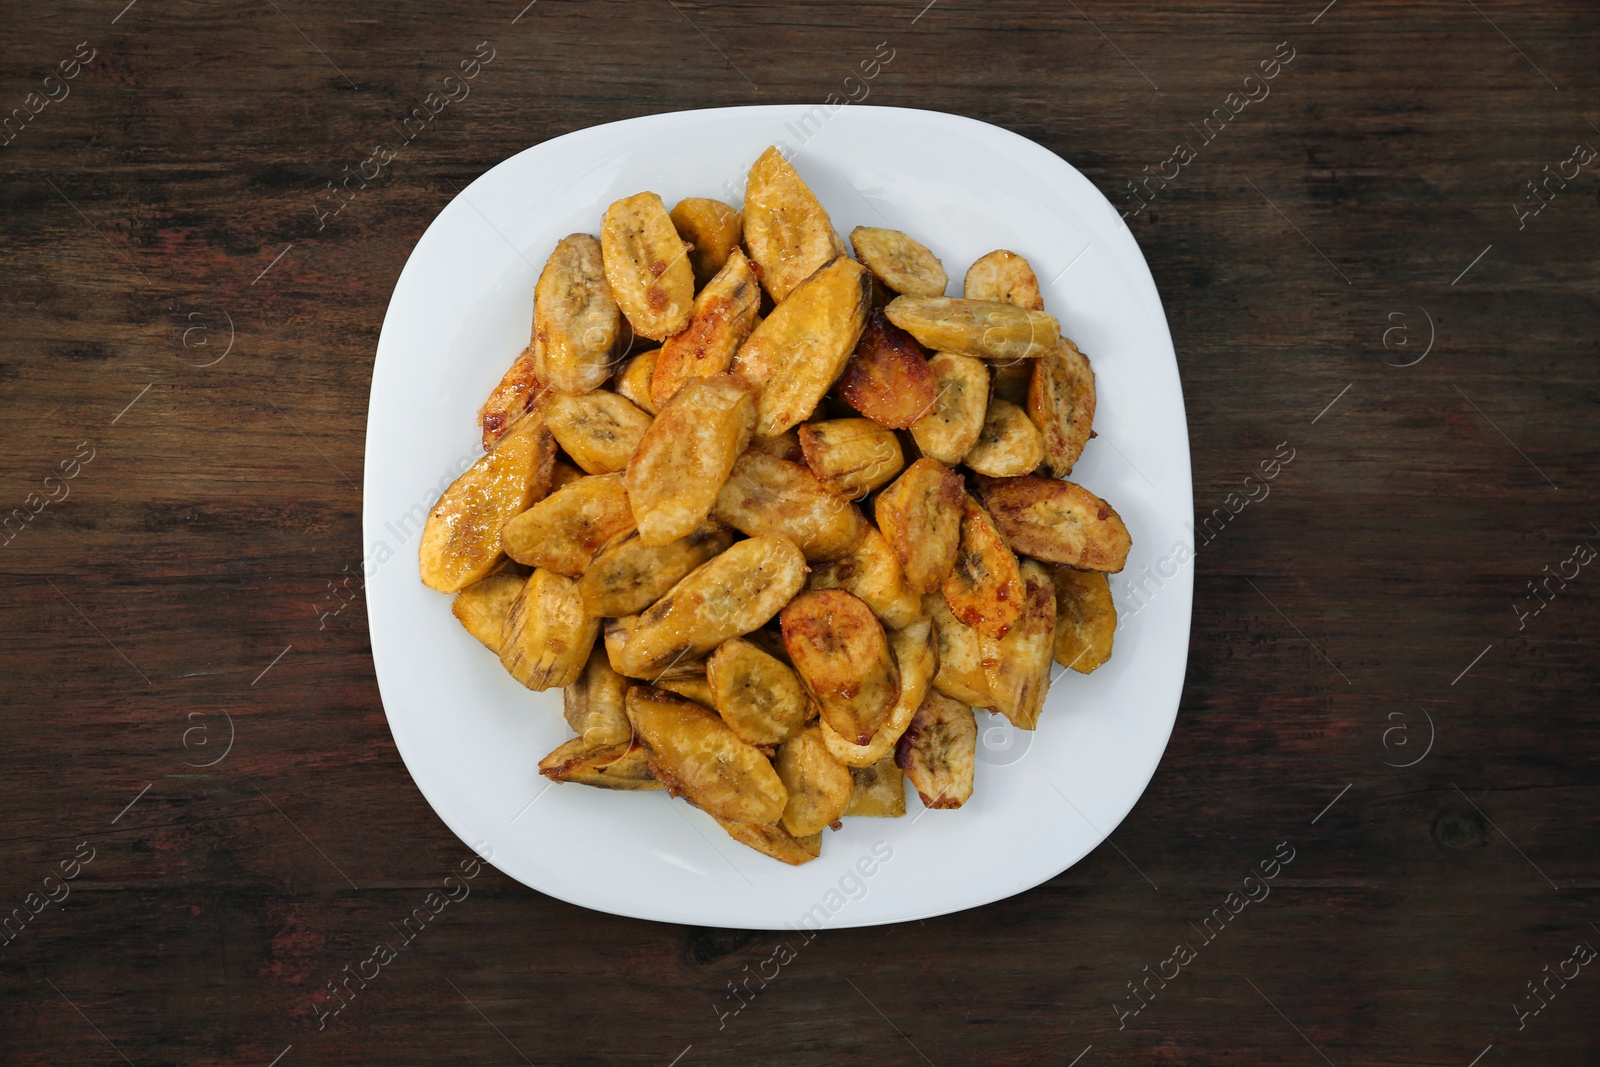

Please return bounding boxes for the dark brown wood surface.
[3,1,1597,1063]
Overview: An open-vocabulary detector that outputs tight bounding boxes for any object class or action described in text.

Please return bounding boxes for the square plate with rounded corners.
[365,105,1192,930]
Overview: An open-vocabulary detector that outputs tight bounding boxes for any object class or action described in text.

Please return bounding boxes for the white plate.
[364,105,1192,930]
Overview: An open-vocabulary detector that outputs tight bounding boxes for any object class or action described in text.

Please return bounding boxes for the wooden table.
[3,2,1596,1063]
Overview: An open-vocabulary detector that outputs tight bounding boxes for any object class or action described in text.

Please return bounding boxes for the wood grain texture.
[2,1,1597,1064]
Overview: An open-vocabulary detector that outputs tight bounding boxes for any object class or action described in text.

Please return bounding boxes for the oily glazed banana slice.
[601,192,695,341]
[741,146,848,301]
[895,690,977,809]
[533,233,622,395]
[850,226,948,297]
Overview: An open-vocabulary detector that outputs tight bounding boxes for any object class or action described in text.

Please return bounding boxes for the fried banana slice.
[873,457,965,593]
[844,757,907,817]
[479,344,553,450]
[499,569,599,691]
[626,686,787,823]
[713,451,868,563]
[544,390,653,474]
[714,817,822,865]
[964,249,1044,310]
[601,191,695,341]
[651,248,760,409]
[925,592,995,707]
[942,494,1024,639]
[1050,565,1116,673]
[577,522,736,618]
[533,233,622,395]
[976,475,1132,572]
[451,571,526,653]
[850,226,948,297]
[670,196,744,287]
[980,559,1055,729]
[613,347,660,415]
[500,472,635,576]
[1028,337,1096,478]
[805,523,923,631]
[742,146,848,301]
[652,658,716,707]
[625,373,757,545]
[605,536,808,678]
[834,308,938,429]
[564,645,633,747]
[909,353,987,465]
[775,724,854,836]
[539,737,663,790]
[884,296,1059,361]
[819,618,935,767]
[730,256,871,437]
[419,415,557,592]
[707,637,809,746]
[781,590,901,746]
[895,691,977,809]
[964,398,1045,477]
[798,418,904,499]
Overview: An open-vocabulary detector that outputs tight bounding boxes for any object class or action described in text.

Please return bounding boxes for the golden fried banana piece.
[910,353,989,464]
[805,523,923,631]
[625,374,757,546]
[850,226,949,297]
[419,416,557,592]
[500,472,635,576]
[564,645,633,747]
[651,248,760,409]
[834,308,938,429]
[544,390,653,474]
[539,737,663,790]
[924,592,995,707]
[713,817,822,865]
[798,418,904,500]
[819,618,935,767]
[652,659,716,707]
[730,256,871,437]
[964,249,1044,310]
[670,196,744,287]
[895,691,977,809]
[884,296,1059,361]
[601,192,695,341]
[626,686,787,823]
[776,724,854,836]
[742,146,848,301]
[533,233,622,395]
[977,475,1132,572]
[981,559,1056,729]
[942,494,1024,639]
[479,344,553,450]
[451,571,526,653]
[781,590,901,746]
[707,637,810,746]
[1050,565,1116,673]
[844,757,907,817]
[577,522,736,618]
[606,536,808,678]
[713,451,868,563]
[964,398,1045,478]
[499,569,600,691]
[873,457,965,593]
[613,347,660,415]
[1028,337,1097,478]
